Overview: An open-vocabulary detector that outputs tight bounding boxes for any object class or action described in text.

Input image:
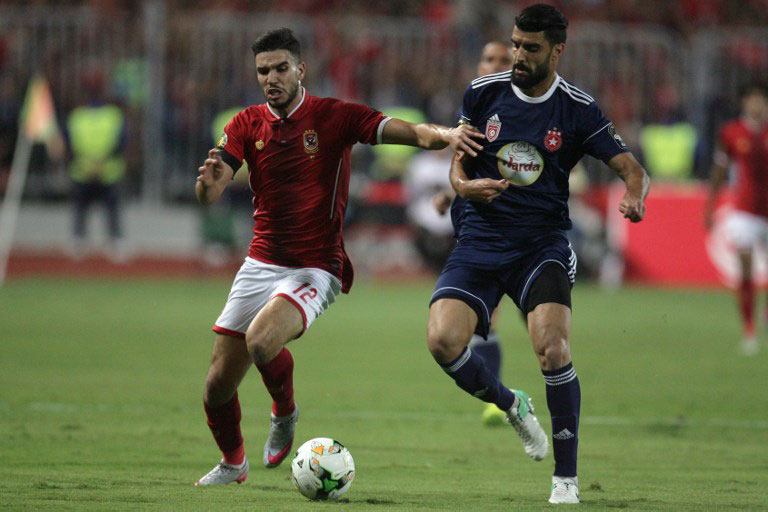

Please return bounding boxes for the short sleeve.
[580,102,629,164]
[216,110,248,170]
[339,102,387,146]
[458,84,476,125]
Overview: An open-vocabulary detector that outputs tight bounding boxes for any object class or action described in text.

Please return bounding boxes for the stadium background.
[0,0,767,285]
[2,1,768,510]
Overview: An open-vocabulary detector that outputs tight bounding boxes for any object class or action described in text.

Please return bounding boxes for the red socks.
[204,393,245,465]
[737,278,755,337]
[256,348,296,417]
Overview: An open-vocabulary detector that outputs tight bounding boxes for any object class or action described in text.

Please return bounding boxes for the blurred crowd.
[2,0,768,193]
[0,0,767,267]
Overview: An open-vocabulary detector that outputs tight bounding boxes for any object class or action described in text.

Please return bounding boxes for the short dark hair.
[251,28,301,61]
[514,3,569,45]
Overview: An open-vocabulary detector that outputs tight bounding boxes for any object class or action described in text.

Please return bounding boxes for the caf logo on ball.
[496,141,544,186]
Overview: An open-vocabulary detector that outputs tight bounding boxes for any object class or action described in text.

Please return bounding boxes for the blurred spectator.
[66,72,127,260]
[638,81,699,180]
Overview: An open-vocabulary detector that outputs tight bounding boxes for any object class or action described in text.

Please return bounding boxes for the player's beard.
[267,81,300,110]
[511,60,550,90]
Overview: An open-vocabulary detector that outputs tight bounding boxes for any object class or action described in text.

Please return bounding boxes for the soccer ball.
[290,437,355,500]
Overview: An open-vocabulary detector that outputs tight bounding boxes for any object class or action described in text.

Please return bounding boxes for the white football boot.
[506,389,549,461]
[194,457,249,486]
[263,406,299,468]
[549,476,580,504]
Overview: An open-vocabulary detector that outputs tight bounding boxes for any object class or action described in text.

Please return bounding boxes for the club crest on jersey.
[485,114,501,142]
[216,132,227,149]
[303,130,319,154]
[255,140,265,150]
[544,128,562,152]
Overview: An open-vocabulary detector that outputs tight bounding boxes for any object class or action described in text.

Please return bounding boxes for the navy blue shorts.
[430,230,576,338]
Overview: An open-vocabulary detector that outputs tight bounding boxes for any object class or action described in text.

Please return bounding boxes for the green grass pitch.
[1,277,767,510]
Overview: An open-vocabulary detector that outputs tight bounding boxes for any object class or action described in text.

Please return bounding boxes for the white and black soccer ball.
[290,437,355,500]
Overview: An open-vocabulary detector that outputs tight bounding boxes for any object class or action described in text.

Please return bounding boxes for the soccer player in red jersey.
[193,28,484,486]
[705,84,768,356]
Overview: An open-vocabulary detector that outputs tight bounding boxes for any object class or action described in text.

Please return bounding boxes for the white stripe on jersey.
[472,75,512,90]
[584,122,612,143]
[329,157,343,220]
[559,79,595,103]
[471,69,512,87]
[557,83,591,106]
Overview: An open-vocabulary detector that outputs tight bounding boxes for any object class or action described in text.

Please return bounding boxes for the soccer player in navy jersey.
[193,28,484,487]
[426,4,649,504]
[432,40,514,427]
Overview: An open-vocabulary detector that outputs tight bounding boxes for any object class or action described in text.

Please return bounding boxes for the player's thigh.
[527,303,572,368]
[205,333,252,405]
[524,264,573,369]
[246,296,304,363]
[246,266,341,362]
[430,263,501,340]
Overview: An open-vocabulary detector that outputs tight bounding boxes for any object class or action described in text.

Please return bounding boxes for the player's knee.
[245,329,282,365]
[427,322,467,364]
[534,334,571,370]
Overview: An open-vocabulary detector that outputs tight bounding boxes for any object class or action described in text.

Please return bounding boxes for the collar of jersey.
[511,74,561,104]
[265,86,307,120]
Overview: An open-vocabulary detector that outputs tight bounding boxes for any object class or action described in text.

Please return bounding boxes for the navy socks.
[543,362,580,477]
[440,347,515,411]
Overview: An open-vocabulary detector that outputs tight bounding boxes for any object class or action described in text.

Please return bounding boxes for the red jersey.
[718,118,768,218]
[218,89,388,293]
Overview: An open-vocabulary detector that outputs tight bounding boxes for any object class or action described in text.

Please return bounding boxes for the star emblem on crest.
[544,127,562,152]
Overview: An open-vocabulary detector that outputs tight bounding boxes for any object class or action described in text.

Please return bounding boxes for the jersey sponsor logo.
[607,123,627,149]
[255,140,265,150]
[303,130,319,154]
[544,128,563,152]
[496,141,544,186]
[485,114,501,142]
[216,132,228,149]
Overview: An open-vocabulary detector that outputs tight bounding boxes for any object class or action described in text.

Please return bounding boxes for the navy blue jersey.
[456,71,628,240]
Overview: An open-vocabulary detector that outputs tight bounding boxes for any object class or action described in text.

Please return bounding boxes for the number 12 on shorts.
[292,283,318,304]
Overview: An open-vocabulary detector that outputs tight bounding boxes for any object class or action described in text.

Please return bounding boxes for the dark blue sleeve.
[458,84,476,126]
[579,102,629,164]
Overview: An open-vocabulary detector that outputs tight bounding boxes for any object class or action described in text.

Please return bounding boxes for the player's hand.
[197,148,224,188]
[432,189,455,215]
[456,178,509,204]
[446,124,485,159]
[619,192,645,222]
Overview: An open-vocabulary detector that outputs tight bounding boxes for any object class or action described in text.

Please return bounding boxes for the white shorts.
[213,257,342,338]
[723,210,768,250]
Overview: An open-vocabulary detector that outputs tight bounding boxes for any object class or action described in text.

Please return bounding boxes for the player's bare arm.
[703,145,730,229]
[195,148,235,205]
[381,119,485,157]
[607,151,649,223]
[449,152,509,203]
